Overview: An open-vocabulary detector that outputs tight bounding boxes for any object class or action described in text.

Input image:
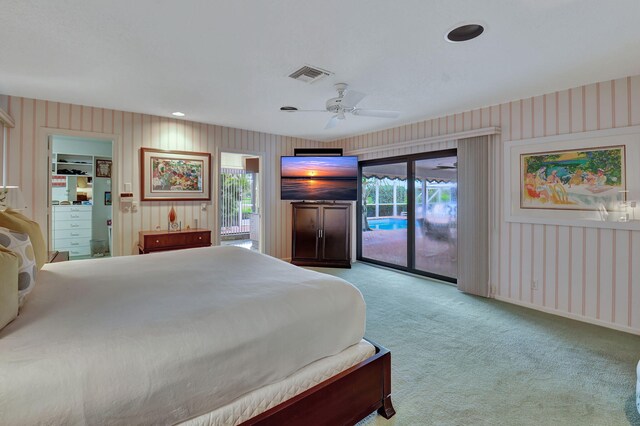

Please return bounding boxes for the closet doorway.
[49,135,114,260]
[358,149,458,282]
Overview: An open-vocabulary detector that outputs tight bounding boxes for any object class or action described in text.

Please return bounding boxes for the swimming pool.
[367,218,407,231]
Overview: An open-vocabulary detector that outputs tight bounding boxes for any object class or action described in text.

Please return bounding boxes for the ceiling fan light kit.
[283,82,400,129]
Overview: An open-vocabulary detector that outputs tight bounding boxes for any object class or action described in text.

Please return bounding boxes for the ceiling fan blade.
[341,90,367,109]
[281,109,327,113]
[325,115,339,129]
[352,109,400,118]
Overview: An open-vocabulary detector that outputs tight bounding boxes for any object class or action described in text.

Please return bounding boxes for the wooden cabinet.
[291,203,351,268]
[52,205,92,257]
[138,229,211,254]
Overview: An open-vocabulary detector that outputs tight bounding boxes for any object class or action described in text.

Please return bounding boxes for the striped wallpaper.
[2,74,640,334]
[333,75,640,334]
[0,95,319,260]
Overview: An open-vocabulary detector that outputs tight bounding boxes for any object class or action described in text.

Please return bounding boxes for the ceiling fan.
[281,83,400,129]
[435,162,458,169]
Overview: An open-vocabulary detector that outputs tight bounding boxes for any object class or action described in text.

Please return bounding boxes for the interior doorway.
[219,152,262,252]
[358,149,458,282]
[49,135,114,260]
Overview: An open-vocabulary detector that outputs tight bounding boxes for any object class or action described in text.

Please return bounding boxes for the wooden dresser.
[138,229,211,254]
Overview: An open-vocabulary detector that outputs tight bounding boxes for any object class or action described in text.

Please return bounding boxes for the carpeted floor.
[309,263,640,426]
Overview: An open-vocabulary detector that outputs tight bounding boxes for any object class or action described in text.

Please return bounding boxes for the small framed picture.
[105,191,112,206]
[96,159,112,178]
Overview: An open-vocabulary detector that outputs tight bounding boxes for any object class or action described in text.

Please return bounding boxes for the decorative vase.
[168,205,177,224]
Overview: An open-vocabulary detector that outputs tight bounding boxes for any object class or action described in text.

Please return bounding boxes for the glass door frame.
[357,148,458,284]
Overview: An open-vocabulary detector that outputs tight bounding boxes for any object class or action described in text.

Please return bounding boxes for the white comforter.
[0,246,366,425]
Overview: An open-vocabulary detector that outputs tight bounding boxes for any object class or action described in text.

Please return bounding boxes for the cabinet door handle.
[156,240,160,243]
[70,214,79,218]
[70,242,79,246]
[70,224,79,228]
[198,236,202,240]
[318,229,323,238]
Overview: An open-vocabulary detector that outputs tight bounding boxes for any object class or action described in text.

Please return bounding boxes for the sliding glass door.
[360,162,408,267]
[358,150,457,282]
[414,157,457,279]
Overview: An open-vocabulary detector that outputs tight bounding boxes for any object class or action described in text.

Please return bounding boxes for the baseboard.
[493,295,640,336]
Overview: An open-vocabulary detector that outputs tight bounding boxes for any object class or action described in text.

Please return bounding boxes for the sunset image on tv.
[281,156,358,200]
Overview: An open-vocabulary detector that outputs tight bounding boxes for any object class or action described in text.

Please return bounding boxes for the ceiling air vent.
[288,65,332,84]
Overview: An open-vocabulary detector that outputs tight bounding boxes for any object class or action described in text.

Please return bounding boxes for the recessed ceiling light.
[280,106,298,111]
[171,111,185,117]
[446,23,484,42]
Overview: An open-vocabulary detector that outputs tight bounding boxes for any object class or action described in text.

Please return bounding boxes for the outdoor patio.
[362,224,457,279]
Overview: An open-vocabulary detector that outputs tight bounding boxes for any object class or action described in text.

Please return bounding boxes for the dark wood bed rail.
[241,339,395,425]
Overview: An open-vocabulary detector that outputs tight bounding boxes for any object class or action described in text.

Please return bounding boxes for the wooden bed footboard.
[242,339,395,425]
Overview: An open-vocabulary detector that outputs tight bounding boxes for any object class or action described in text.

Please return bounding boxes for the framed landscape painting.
[140,148,211,201]
[504,127,640,230]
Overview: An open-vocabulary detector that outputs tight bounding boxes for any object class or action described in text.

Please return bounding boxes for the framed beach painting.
[520,145,625,211]
[504,126,640,230]
[140,148,211,201]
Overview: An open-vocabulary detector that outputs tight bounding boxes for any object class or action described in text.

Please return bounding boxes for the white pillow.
[0,226,37,307]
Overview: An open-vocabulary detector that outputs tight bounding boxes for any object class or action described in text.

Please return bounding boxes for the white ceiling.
[1,1,639,142]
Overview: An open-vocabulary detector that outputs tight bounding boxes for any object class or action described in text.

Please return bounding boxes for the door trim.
[39,127,120,256]
[217,149,265,253]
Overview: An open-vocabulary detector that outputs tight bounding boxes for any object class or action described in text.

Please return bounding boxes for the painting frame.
[95,159,112,178]
[504,126,640,230]
[104,191,112,206]
[140,148,211,201]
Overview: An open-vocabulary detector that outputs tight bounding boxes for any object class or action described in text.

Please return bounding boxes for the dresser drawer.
[185,232,210,246]
[54,228,92,239]
[54,220,92,231]
[53,242,91,256]
[54,205,92,213]
[66,247,91,257]
[55,237,91,248]
[143,234,186,249]
[55,211,92,221]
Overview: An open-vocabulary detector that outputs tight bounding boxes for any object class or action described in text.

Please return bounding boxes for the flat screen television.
[281,156,358,200]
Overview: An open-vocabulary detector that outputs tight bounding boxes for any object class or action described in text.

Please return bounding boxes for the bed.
[0,246,394,425]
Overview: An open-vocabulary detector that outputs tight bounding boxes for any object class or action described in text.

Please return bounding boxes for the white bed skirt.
[180,340,375,426]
